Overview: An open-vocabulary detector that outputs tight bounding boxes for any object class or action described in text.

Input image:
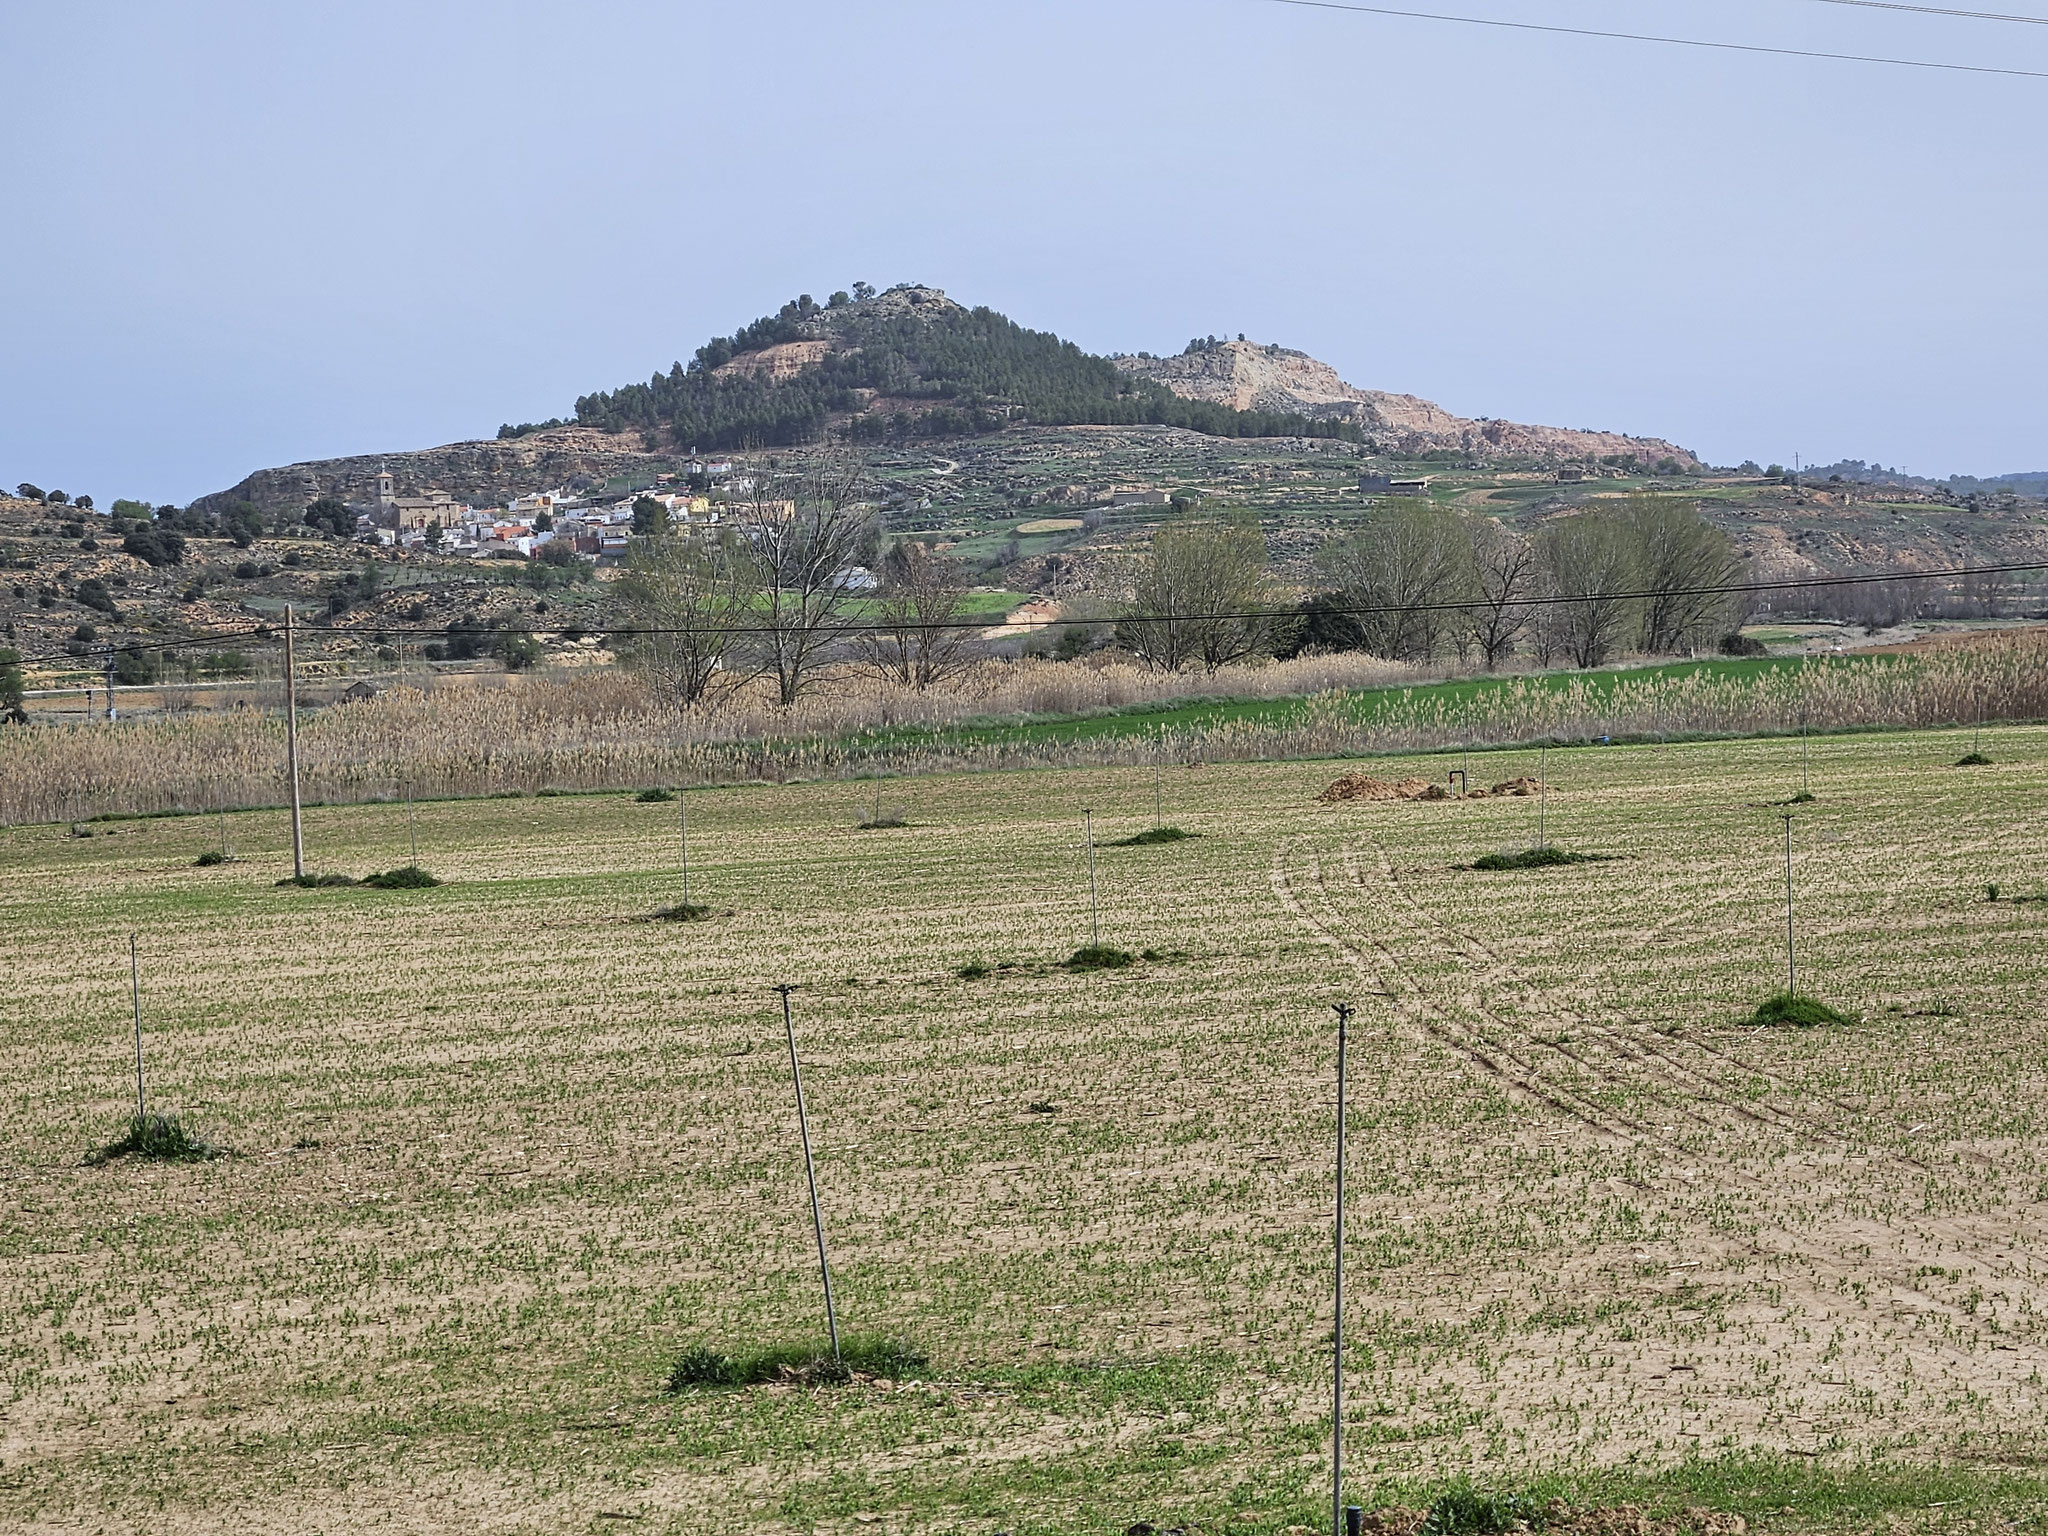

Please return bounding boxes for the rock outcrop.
[191,426,670,520]
[1115,340,1700,467]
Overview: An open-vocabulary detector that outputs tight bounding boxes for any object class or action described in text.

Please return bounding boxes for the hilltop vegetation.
[570,286,1367,449]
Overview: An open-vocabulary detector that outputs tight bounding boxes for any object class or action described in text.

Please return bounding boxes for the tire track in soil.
[1361,842,1867,1148]
[1283,832,2048,1350]
[1271,836,1648,1143]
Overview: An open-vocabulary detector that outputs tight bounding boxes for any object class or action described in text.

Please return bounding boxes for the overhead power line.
[12,556,2046,670]
[1800,0,2048,27]
[1266,0,2048,78]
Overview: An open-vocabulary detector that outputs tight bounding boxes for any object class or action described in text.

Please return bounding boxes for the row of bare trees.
[1307,493,1747,670]
[1112,494,1747,674]
[617,456,1750,708]
[612,453,978,709]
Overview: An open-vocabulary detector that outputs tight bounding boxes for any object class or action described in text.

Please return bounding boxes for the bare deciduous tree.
[1465,516,1536,670]
[1624,494,1744,654]
[611,525,753,709]
[735,449,877,705]
[1539,509,1641,668]
[855,539,979,690]
[1116,517,1279,673]
[1317,500,1473,662]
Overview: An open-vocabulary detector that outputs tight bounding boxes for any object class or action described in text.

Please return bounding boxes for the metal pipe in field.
[130,933,145,1120]
[1331,1000,1354,1536]
[779,984,840,1362]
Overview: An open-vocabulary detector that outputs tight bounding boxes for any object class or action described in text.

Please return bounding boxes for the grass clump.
[958,960,992,979]
[1067,944,1136,971]
[857,815,910,830]
[85,1113,220,1166]
[635,787,676,802]
[194,849,227,866]
[1957,751,1992,767]
[664,1335,925,1392]
[1469,847,1614,871]
[362,865,440,889]
[276,872,357,888]
[1749,991,1853,1028]
[1110,826,1196,846]
[1420,1487,1549,1536]
[647,901,712,922]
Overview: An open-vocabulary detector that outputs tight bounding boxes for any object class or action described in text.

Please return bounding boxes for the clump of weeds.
[1749,991,1853,1028]
[1466,847,1616,872]
[1111,827,1196,846]
[663,1335,925,1392]
[86,1113,222,1166]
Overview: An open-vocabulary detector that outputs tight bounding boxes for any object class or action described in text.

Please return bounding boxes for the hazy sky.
[2,0,2042,505]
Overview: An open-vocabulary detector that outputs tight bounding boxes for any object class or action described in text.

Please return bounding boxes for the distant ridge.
[1114,338,1700,469]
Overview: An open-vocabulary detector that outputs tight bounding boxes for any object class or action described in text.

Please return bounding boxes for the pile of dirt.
[1319,773,1544,803]
[1319,773,1436,802]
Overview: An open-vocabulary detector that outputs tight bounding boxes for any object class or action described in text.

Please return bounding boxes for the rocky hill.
[1115,340,1700,468]
[194,426,668,523]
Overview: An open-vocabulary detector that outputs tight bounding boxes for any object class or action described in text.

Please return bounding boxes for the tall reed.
[4,639,2043,825]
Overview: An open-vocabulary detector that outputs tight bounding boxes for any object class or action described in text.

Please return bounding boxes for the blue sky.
[2,0,2042,505]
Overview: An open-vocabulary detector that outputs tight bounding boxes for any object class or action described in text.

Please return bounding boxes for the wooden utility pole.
[285,605,305,879]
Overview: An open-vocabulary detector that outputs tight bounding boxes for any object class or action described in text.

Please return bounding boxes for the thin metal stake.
[219,778,230,861]
[130,933,145,1120]
[1781,813,1797,996]
[1084,809,1099,948]
[1332,1001,1354,1536]
[779,985,840,1362]
[285,604,305,879]
[1538,742,1548,850]
[1154,754,1163,831]
[406,779,418,866]
[679,791,690,906]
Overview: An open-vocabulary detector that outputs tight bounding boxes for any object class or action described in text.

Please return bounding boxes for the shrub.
[121,528,186,567]
[1067,944,1135,970]
[1719,632,1767,657]
[362,865,440,889]
[194,849,226,866]
[857,815,910,829]
[958,961,992,979]
[664,1335,925,1392]
[1748,991,1852,1027]
[276,872,357,888]
[85,1112,220,1165]
[635,787,676,802]
[1957,751,1991,767]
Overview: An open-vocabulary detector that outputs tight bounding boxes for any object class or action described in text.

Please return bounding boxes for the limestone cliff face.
[191,426,670,520]
[1115,341,1700,466]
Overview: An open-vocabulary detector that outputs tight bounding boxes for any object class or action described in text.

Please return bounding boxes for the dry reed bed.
[4,638,2044,825]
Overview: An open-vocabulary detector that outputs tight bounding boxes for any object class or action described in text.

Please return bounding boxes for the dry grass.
[7,639,2048,825]
[6,729,2048,1531]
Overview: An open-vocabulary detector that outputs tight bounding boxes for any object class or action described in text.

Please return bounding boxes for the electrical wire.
[12,556,2046,670]
[1265,0,2048,78]
[1799,0,2048,27]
